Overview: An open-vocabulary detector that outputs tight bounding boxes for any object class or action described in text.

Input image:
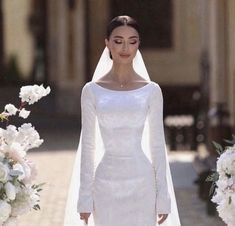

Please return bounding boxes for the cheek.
[110,44,122,53]
[130,45,139,55]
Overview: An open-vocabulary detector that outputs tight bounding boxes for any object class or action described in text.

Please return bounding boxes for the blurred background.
[0,0,234,226]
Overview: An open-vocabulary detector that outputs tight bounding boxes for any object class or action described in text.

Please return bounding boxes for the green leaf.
[37,182,46,187]
[206,172,219,182]
[228,196,232,204]
[211,141,224,155]
[209,182,217,197]
[18,180,26,187]
[33,204,41,210]
[224,139,235,145]
[32,182,46,189]
[0,113,8,122]
[223,134,235,145]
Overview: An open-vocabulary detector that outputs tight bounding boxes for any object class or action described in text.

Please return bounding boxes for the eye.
[130,40,137,44]
[114,40,122,44]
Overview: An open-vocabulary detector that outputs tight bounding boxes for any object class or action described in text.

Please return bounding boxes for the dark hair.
[106,15,140,39]
[106,15,140,59]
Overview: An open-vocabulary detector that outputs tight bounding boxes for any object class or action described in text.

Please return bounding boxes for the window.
[110,0,173,48]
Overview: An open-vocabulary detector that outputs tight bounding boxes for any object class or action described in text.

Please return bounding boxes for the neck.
[110,62,135,83]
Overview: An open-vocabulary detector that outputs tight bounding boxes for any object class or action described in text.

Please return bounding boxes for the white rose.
[2,216,17,226]
[4,104,18,116]
[0,162,9,183]
[0,201,11,223]
[18,108,30,119]
[12,163,25,180]
[22,160,37,183]
[5,182,16,201]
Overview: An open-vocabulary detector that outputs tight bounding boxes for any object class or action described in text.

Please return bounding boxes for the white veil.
[63,47,181,226]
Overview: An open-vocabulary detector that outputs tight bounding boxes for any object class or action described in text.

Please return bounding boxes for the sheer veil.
[63,47,181,226]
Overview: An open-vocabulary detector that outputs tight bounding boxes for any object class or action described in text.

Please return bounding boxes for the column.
[207,0,231,151]
[47,0,85,115]
[227,0,235,132]
[0,0,4,80]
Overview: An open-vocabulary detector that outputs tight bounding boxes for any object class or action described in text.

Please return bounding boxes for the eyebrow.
[113,35,139,39]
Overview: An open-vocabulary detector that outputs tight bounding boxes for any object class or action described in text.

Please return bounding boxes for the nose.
[122,42,129,52]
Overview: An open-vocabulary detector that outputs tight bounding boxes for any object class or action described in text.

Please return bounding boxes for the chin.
[116,56,135,64]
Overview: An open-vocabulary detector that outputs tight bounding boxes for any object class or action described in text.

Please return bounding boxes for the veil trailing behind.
[63,47,181,226]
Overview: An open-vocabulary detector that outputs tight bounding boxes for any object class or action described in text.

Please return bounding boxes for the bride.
[64,15,181,226]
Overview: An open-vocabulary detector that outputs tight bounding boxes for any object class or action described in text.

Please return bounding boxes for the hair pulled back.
[106,15,140,59]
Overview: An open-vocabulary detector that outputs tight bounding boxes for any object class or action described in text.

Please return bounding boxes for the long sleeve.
[77,83,96,213]
[148,83,171,214]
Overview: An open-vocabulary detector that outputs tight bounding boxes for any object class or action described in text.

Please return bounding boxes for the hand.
[80,212,91,225]
[157,213,168,225]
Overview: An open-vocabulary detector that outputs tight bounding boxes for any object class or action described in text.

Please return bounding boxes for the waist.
[103,149,145,158]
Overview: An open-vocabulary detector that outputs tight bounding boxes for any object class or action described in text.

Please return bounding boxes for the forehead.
[110,25,139,38]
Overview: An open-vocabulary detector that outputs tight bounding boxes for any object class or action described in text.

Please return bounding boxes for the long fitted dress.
[77,80,171,226]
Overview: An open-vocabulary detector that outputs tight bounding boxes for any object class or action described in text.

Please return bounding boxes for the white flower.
[212,144,235,225]
[19,84,50,105]
[22,160,37,184]
[5,182,16,201]
[7,142,26,163]
[12,163,25,180]
[18,108,30,119]
[17,123,43,151]
[0,152,4,161]
[2,125,18,147]
[0,162,9,183]
[21,162,31,182]
[216,178,229,190]
[2,217,17,226]
[1,123,43,154]
[4,104,18,116]
[11,186,39,216]
[0,200,11,223]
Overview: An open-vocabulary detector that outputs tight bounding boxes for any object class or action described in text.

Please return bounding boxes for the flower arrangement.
[0,84,50,226]
[206,135,235,226]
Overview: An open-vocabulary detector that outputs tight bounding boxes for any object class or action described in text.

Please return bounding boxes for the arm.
[77,83,96,213]
[148,83,171,214]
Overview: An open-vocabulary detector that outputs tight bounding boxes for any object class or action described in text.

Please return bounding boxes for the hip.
[94,151,155,181]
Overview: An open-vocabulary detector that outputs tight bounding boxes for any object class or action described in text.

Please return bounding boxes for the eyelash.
[114,40,137,45]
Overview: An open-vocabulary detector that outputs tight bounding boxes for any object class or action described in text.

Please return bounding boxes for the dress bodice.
[90,82,153,156]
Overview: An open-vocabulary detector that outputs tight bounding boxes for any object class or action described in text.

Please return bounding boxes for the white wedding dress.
[77,80,172,226]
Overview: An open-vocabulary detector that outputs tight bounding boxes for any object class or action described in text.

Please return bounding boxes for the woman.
[64,15,181,226]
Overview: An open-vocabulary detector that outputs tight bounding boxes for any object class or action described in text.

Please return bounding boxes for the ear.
[105,38,109,48]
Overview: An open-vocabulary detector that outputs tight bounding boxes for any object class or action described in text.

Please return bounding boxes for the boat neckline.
[92,81,152,92]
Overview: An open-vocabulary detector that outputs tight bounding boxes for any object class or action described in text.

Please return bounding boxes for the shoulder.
[150,81,162,94]
[148,81,164,104]
[82,81,93,90]
[81,81,95,100]
[81,81,95,94]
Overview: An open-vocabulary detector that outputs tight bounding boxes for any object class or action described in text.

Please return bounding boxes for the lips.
[119,54,130,58]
